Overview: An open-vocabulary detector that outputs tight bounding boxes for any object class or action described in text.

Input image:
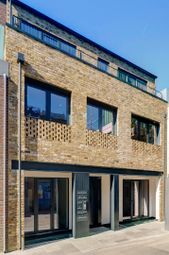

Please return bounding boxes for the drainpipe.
[165,110,169,228]
[8,0,12,25]
[17,53,24,250]
[3,74,7,253]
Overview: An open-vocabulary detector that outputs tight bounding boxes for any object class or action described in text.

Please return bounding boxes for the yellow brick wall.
[12,4,156,91]
[4,24,167,251]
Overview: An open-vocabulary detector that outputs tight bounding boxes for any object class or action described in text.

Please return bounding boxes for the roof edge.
[12,0,157,79]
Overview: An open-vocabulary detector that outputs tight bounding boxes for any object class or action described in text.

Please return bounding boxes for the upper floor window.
[27,85,46,118]
[97,58,109,72]
[20,21,42,40]
[118,69,147,91]
[26,79,70,124]
[43,34,76,56]
[87,99,117,135]
[13,16,76,57]
[131,115,160,145]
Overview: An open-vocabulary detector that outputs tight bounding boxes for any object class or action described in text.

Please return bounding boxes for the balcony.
[12,16,163,100]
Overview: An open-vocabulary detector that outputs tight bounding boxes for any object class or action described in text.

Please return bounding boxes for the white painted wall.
[155,177,161,220]
[149,177,157,218]
[101,175,110,224]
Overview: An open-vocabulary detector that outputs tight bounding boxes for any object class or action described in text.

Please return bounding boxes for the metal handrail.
[12,15,163,100]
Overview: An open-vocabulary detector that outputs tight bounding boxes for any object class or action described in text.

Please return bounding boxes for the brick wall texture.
[0,0,6,26]
[2,3,168,252]
[0,76,4,251]
[12,4,156,92]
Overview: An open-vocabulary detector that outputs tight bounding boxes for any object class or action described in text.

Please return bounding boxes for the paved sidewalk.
[8,221,169,255]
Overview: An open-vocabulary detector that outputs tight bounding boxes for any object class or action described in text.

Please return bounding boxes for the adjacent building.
[0,0,168,252]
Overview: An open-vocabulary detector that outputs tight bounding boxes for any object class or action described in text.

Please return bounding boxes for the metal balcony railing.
[12,16,163,100]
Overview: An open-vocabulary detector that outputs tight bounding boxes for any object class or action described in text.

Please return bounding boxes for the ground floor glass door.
[123,180,149,220]
[38,180,52,231]
[25,178,69,235]
[89,177,101,227]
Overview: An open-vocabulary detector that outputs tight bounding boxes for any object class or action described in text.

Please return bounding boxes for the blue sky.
[20,0,169,91]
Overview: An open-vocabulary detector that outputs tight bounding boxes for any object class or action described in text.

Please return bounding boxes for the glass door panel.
[25,178,35,232]
[38,180,52,231]
[25,177,69,235]
[54,179,59,229]
[123,180,132,217]
[89,177,101,227]
[123,180,149,220]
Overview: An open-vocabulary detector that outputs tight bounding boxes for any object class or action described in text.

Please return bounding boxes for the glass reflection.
[25,178,34,233]
[38,180,51,231]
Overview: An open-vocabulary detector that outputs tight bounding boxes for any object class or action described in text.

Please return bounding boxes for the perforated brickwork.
[132,140,161,155]
[86,129,118,149]
[25,117,71,143]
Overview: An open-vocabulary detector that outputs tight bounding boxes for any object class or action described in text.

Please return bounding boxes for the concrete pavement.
[8,221,169,255]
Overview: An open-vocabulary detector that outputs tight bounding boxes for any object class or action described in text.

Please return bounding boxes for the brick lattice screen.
[132,140,161,155]
[25,117,71,143]
[86,129,118,149]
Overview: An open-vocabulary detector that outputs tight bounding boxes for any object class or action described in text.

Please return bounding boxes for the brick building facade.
[0,0,6,25]
[0,0,168,252]
[0,75,5,251]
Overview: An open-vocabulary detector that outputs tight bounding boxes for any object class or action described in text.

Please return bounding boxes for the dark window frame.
[87,98,117,135]
[13,16,77,57]
[131,114,160,145]
[118,68,147,89]
[97,58,109,72]
[25,78,71,125]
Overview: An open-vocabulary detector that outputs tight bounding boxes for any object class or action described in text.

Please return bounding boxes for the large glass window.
[87,104,99,131]
[60,40,76,56]
[43,33,76,56]
[131,115,160,144]
[20,21,42,40]
[87,99,117,135]
[27,86,46,118]
[13,17,76,57]
[137,79,147,91]
[24,178,69,234]
[97,58,109,72]
[51,93,68,123]
[118,69,147,90]
[43,34,60,48]
[26,80,70,124]
[128,75,136,86]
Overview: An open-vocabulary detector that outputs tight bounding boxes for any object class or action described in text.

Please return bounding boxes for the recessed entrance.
[38,179,52,231]
[25,178,69,239]
[89,177,101,227]
[123,180,149,220]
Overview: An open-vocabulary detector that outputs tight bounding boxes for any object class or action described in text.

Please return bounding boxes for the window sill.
[131,137,160,146]
[25,115,70,126]
[87,129,116,136]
